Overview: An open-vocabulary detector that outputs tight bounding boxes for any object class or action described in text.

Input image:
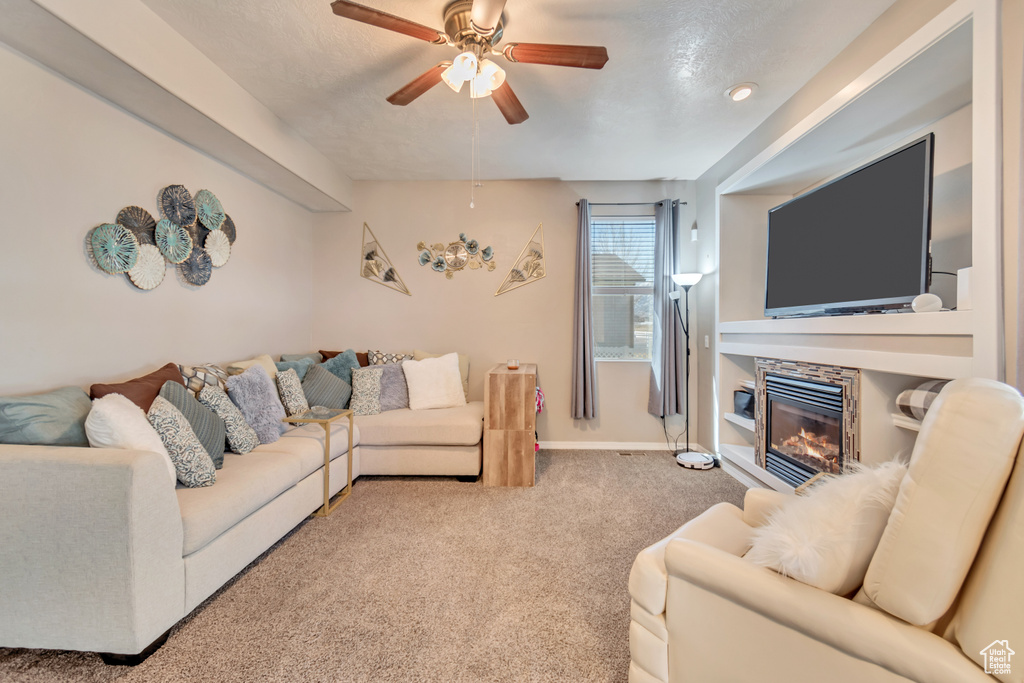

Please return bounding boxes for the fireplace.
[755,359,859,488]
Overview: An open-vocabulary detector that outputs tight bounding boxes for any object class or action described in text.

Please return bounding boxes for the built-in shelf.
[891,413,923,432]
[724,412,755,434]
[718,444,795,493]
[719,310,973,336]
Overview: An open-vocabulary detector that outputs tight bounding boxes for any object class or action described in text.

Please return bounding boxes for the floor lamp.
[670,273,713,469]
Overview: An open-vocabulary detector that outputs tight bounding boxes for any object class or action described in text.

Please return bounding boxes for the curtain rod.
[576,201,687,206]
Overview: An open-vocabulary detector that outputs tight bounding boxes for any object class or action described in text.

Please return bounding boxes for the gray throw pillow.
[0,386,91,447]
[301,364,351,409]
[226,366,287,444]
[350,367,384,416]
[147,396,216,488]
[379,363,410,412]
[277,368,309,416]
[281,352,323,364]
[159,380,226,469]
[275,358,315,381]
[198,385,259,455]
[321,349,361,385]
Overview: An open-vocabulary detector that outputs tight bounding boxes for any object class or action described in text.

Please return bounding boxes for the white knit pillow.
[84,393,176,483]
[402,352,467,411]
[745,461,907,595]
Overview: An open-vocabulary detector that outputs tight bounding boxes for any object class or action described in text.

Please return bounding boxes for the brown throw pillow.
[319,350,342,360]
[356,352,370,368]
[90,362,186,412]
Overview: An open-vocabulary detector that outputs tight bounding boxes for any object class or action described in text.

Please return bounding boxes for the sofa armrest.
[663,539,989,683]
[0,445,185,654]
[741,487,791,527]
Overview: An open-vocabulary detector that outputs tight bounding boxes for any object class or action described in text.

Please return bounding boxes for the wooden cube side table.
[483,363,537,487]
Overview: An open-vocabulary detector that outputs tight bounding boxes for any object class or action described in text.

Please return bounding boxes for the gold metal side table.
[282,408,354,517]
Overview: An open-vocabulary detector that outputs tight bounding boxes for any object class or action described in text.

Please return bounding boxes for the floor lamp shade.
[671,272,703,289]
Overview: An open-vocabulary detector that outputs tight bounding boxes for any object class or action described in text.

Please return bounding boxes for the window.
[590,217,656,360]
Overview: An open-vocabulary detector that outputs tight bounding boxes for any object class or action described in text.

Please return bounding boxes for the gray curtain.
[648,199,685,416]
[572,199,598,419]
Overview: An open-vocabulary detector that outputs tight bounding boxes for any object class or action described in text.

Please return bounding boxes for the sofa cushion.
[197,385,259,455]
[302,364,351,409]
[177,364,227,396]
[379,363,410,412]
[403,353,466,411]
[258,421,359,480]
[276,369,309,417]
[350,366,384,416]
[226,366,287,445]
[275,358,315,381]
[90,362,186,412]
[861,378,1024,626]
[0,386,92,447]
[354,402,483,447]
[177,451,302,555]
[413,349,470,400]
[281,352,323,364]
[159,380,226,469]
[148,396,216,488]
[225,354,278,380]
[321,349,361,385]
[85,393,176,482]
[367,350,412,365]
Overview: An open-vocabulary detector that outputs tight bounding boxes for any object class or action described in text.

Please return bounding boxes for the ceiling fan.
[331,0,609,124]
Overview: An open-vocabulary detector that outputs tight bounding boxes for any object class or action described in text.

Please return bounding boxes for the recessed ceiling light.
[726,83,757,102]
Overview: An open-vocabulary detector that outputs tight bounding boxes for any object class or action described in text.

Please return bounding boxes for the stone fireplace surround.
[755,358,860,484]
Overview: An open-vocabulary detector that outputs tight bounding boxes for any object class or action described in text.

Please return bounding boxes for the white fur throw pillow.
[402,352,467,411]
[226,365,287,444]
[85,393,176,483]
[745,461,907,595]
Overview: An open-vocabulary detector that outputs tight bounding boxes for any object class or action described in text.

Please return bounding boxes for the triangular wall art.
[361,223,410,295]
[496,223,545,296]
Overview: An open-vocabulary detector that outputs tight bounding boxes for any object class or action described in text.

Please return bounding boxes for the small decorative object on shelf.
[361,223,410,295]
[205,229,231,267]
[418,232,495,279]
[194,189,226,231]
[179,246,213,287]
[90,223,140,274]
[127,243,166,290]
[116,205,157,245]
[496,223,544,296]
[155,218,194,264]
[159,184,197,228]
[507,359,519,370]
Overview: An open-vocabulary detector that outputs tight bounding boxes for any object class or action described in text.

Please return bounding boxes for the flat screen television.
[764,133,934,317]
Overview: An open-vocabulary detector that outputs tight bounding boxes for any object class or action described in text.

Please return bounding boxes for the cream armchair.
[629,378,1024,683]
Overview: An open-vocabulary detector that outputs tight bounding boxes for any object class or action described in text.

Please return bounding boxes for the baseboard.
[538,441,709,451]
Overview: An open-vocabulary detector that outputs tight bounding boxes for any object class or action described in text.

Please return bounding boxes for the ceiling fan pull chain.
[470,94,478,208]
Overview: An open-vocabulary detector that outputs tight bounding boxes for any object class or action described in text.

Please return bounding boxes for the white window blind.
[590,218,656,360]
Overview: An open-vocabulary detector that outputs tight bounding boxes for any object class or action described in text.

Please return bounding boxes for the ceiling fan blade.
[386,62,452,106]
[502,43,609,69]
[470,0,507,36]
[331,0,448,44]
[491,81,529,125]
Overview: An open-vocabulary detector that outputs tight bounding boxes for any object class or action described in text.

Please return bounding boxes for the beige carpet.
[0,450,746,682]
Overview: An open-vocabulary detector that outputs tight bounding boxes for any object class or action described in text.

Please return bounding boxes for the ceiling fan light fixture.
[450,51,479,83]
[469,76,492,99]
[478,59,506,90]
[726,82,757,102]
[441,64,464,93]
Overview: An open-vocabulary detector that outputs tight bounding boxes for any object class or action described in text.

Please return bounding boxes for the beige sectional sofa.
[0,402,484,662]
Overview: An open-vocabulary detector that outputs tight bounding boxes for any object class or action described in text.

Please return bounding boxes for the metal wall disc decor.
[194,189,225,231]
[90,223,140,274]
[361,223,410,295]
[221,214,236,244]
[159,184,197,228]
[156,218,194,264]
[418,232,495,280]
[496,223,545,296]
[186,223,210,250]
[116,205,156,245]
[179,247,213,286]
[205,229,231,267]
[127,243,166,290]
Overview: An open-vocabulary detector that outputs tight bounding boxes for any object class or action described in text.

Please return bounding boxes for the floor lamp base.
[676,451,716,470]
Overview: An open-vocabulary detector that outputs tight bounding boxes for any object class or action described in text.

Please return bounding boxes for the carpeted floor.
[0,450,746,682]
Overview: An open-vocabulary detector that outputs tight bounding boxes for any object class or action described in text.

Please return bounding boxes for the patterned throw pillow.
[198,385,259,455]
[275,358,315,381]
[321,349,361,385]
[177,364,228,396]
[301,364,352,409]
[159,380,226,469]
[225,366,287,445]
[277,368,309,416]
[147,396,216,488]
[896,380,951,421]
[350,366,384,416]
[368,350,413,365]
[379,363,409,412]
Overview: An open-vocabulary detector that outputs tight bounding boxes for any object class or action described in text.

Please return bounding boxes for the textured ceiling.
[139,0,897,181]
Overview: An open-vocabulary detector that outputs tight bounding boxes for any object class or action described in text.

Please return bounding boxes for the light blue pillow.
[275,358,315,381]
[321,349,361,385]
[0,386,91,447]
[281,352,323,364]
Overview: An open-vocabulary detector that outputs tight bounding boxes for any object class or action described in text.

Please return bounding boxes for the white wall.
[0,44,315,395]
[311,179,698,446]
